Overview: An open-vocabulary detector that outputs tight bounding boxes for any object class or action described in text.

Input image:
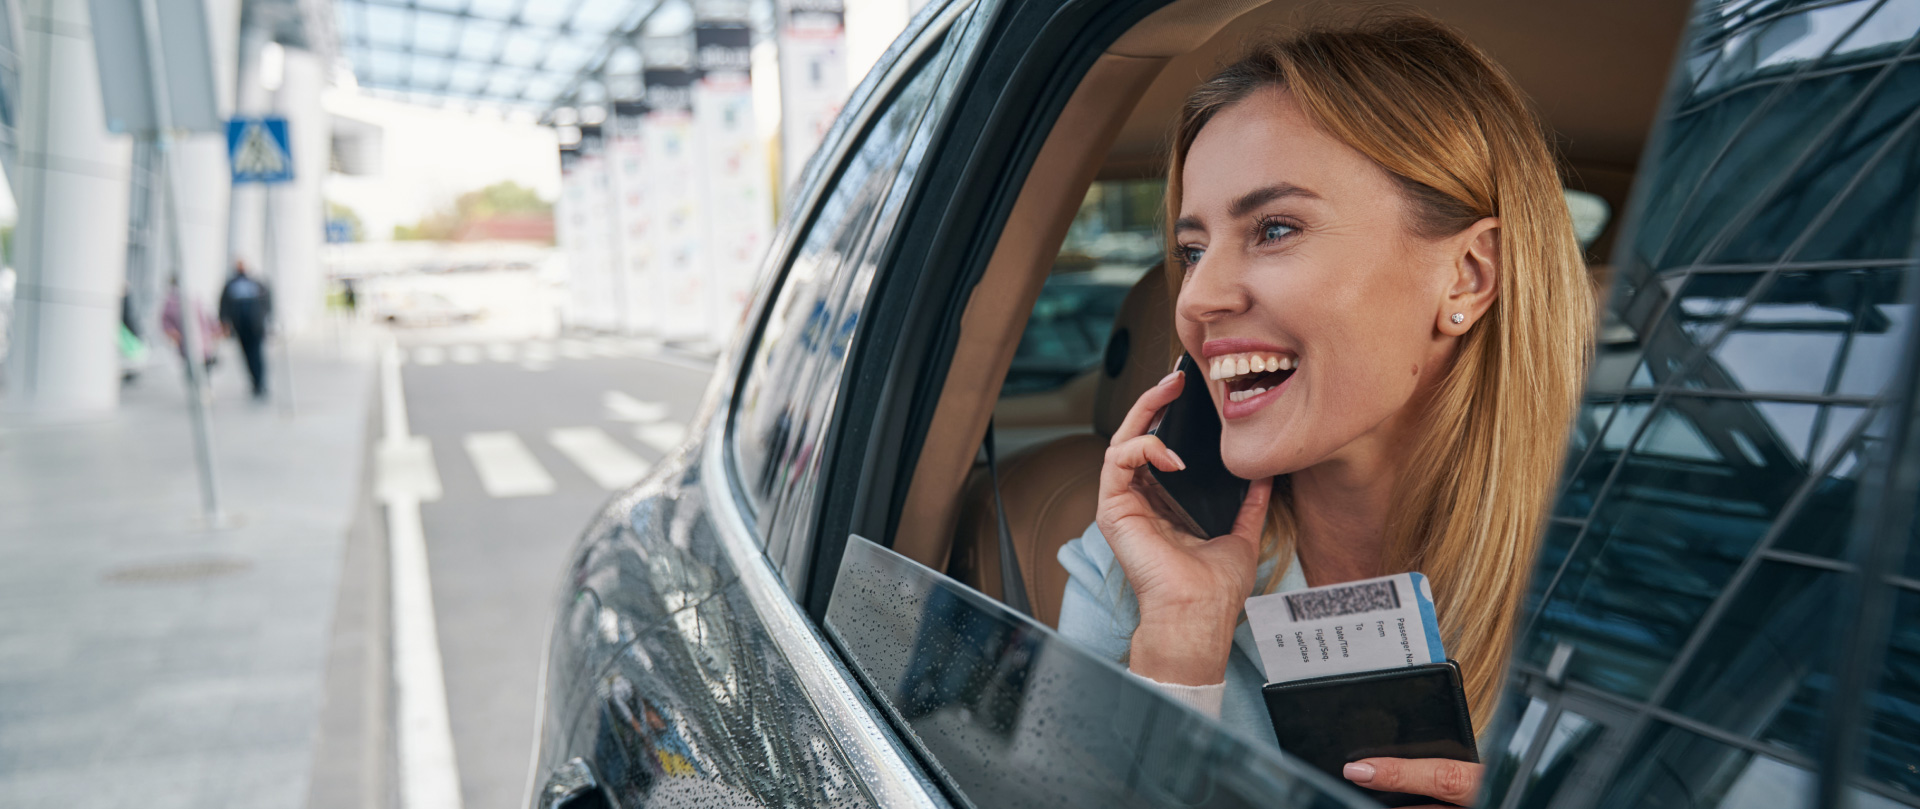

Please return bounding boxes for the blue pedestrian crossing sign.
[227,117,293,183]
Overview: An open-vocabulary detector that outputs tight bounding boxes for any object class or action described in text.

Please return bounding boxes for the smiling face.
[1173,87,1472,480]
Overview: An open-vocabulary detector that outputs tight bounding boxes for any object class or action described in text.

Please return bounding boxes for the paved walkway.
[0,329,378,809]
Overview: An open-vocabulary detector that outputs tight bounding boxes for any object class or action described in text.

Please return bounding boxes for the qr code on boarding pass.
[1283,579,1402,621]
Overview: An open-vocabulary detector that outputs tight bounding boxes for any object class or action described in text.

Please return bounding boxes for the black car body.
[529,0,1920,807]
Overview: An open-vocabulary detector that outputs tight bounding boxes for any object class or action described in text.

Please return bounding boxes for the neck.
[1289,460,1398,587]
[1287,357,1451,587]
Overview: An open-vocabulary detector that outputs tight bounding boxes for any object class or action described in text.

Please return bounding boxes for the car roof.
[1102,0,1694,199]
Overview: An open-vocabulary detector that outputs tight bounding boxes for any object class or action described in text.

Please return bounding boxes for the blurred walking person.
[161,276,218,378]
[218,261,273,401]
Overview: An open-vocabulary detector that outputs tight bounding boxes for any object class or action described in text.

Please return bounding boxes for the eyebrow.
[1174,183,1323,232]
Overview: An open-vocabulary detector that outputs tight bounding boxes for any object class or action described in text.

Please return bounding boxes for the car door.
[529,3,983,806]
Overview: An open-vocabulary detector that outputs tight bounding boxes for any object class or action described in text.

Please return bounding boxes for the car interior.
[889,0,1692,627]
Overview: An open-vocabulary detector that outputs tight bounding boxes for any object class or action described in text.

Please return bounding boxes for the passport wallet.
[1262,660,1479,807]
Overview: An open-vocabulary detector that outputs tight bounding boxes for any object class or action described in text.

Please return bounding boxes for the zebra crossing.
[435,391,692,498]
[402,336,671,370]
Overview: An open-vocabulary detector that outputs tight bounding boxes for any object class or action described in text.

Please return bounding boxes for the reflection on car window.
[1487,1,1920,807]
[1003,179,1163,396]
[1564,189,1610,251]
[826,536,1368,809]
[729,16,977,584]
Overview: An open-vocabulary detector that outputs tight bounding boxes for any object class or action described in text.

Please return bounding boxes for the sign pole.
[228,115,296,416]
[266,176,296,417]
[137,0,226,527]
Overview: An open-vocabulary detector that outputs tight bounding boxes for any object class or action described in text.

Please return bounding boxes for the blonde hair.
[1163,11,1594,730]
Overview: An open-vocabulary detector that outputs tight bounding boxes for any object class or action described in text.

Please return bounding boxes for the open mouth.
[1207,352,1298,403]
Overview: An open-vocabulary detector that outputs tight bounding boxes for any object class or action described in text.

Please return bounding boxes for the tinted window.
[729,22,966,579]
[1004,179,1164,396]
[826,536,1371,809]
[1490,1,1920,806]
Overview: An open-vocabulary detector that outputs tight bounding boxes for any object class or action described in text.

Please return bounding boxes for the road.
[387,333,712,807]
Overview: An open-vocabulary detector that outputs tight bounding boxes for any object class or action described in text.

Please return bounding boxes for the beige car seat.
[949,266,1175,627]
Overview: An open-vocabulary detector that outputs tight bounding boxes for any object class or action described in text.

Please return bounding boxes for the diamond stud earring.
[1451,313,1466,324]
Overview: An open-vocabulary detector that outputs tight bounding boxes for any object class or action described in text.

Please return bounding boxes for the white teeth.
[1229,386,1272,403]
[1209,352,1300,381]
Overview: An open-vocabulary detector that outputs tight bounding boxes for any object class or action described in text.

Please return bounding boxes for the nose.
[1175,251,1252,325]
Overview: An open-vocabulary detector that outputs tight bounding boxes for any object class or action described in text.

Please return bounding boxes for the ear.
[1437,217,1500,336]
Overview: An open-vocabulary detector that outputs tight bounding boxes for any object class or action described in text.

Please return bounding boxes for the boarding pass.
[1244,572,1446,684]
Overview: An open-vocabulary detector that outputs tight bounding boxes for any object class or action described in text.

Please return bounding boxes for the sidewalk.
[0,328,379,809]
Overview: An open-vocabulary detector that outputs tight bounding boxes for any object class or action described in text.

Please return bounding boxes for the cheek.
[1175,319,1204,359]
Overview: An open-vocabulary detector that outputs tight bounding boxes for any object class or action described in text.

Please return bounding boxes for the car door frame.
[787,0,1192,618]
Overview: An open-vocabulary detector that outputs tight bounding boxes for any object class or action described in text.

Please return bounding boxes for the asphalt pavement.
[335,334,713,809]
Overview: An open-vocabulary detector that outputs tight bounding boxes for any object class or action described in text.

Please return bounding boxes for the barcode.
[1285,580,1402,621]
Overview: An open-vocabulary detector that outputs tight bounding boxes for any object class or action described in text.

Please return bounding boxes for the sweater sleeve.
[1055,522,1134,665]
[1139,676,1227,718]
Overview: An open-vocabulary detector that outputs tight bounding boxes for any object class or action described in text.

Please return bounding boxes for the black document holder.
[1262,661,1479,807]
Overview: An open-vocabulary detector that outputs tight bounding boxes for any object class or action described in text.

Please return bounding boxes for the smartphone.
[1136,354,1250,538]
[1261,661,1480,807]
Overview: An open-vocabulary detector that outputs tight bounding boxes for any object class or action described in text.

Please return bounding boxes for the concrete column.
[175,0,239,304]
[4,0,133,415]
[269,46,326,335]
[172,136,231,310]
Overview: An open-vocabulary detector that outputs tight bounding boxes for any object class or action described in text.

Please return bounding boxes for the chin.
[1221,418,1327,479]
[1222,441,1288,481]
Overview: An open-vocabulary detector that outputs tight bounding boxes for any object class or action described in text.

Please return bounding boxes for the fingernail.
[1167,449,1187,470]
[1343,763,1375,783]
[1159,371,1182,386]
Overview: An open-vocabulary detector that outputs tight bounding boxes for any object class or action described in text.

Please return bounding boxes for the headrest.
[1093,264,1176,438]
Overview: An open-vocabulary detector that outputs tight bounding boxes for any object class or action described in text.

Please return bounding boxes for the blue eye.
[1178,246,1205,267]
[1261,221,1296,242]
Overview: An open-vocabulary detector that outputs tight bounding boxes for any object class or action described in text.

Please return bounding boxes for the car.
[372,289,484,327]
[527,0,1920,807]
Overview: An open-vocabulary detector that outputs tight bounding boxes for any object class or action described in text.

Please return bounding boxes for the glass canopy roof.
[334,0,673,113]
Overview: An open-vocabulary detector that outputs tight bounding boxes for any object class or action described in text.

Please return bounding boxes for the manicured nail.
[1166,449,1187,470]
[1343,762,1375,783]
[1159,371,1182,386]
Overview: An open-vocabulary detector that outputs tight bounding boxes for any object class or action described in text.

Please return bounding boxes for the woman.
[1057,12,1594,806]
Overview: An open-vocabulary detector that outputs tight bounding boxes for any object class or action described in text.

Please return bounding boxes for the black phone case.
[1141,355,1249,538]
[1262,661,1479,807]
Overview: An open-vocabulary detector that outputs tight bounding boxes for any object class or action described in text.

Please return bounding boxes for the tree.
[394,181,552,241]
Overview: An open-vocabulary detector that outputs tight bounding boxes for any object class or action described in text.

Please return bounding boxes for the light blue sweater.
[1054,520,1307,745]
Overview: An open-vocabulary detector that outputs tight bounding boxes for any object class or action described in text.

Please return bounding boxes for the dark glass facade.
[1487,1,1920,807]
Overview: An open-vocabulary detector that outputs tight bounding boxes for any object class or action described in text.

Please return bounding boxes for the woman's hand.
[1097,369,1273,686]
[1344,758,1482,807]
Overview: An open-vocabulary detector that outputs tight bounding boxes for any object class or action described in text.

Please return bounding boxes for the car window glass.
[1487,1,1920,807]
[1564,189,1610,251]
[1631,0,1920,275]
[729,23,962,547]
[1864,588,1920,799]
[825,535,1371,809]
[1002,179,1164,397]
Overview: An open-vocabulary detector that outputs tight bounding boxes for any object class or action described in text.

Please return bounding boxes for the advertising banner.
[641,58,705,341]
[573,124,619,331]
[694,0,772,347]
[775,0,847,188]
[557,142,586,328]
[608,101,653,333]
